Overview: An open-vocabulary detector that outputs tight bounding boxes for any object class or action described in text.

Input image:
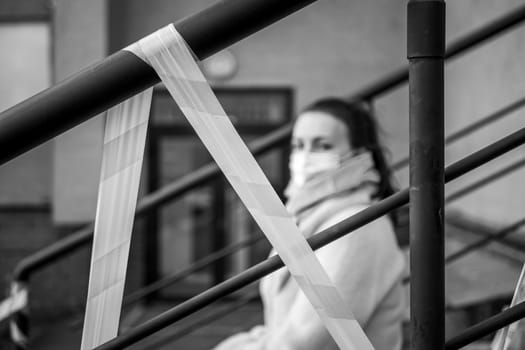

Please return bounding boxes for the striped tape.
[126,24,374,350]
[3,282,29,348]
[80,88,153,350]
[493,263,525,350]
[0,282,27,323]
[10,317,28,349]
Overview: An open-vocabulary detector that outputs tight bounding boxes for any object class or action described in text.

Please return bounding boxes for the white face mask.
[289,151,347,187]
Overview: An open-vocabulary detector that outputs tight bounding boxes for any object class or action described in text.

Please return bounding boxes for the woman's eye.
[320,143,333,150]
[291,141,303,150]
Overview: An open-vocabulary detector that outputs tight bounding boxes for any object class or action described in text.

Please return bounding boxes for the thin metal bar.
[0,0,316,166]
[67,234,265,330]
[444,156,525,255]
[445,217,525,264]
[448,212,525,253]
[351,3,525,101]
[444,131,525,184]
[445,300,525,349]
[402,155,525,284]
[93,124,525,350]
[402,216,525,286]
[142,293,260,350]
[123,235,265,306]
[445,98,525,144]
[408,1,445,349]
[446,156,525,203]
[392,96,525,171]
[12,127,291,281]
[13,225,94,280]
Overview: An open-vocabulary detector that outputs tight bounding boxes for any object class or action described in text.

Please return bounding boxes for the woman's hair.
[301,97,396,201]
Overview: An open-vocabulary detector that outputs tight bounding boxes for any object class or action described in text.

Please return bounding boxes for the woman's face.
[291,111,351,156]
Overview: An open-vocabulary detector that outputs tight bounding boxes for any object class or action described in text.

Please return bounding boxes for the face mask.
[285,150,379,209]
[289,151,347,187]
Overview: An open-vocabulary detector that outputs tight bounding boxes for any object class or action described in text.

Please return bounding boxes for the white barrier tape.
[494,263,525,350]
[80,88,153,350]
[10,319,28,348]
[7,282,28,347]
[0,283,27,323]
[126,24,373,350]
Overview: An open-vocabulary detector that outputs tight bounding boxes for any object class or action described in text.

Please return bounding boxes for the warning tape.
[0,282,27,323]
[125,24,374,350]
[80,89,153,350]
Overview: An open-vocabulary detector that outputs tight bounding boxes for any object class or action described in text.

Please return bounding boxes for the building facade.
[1,0,525,322]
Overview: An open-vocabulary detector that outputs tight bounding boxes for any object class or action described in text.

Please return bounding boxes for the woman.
[214,98,406,350]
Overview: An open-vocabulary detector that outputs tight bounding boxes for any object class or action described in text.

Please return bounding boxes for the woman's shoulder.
[318,199,393,236]
[318,203,369,231]
[316,199,401,258]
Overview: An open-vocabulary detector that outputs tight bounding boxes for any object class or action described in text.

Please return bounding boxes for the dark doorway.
[147,86,293,298]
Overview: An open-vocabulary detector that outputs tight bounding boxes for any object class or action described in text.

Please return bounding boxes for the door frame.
[144,86,293,296]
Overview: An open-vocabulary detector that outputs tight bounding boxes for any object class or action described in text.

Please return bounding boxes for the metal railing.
[0,0,318,166]
[141,292,260,350]
[93,123,525,349]
[9,0,525,300]
[66,234,265,330]
[121,115,525,324]
[146,154,525,348]
[2,0,525,349]
[391,96,525,171]
[445,216,525,265]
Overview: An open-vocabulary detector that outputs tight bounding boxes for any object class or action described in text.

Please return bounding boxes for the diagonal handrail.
[123,235,265,306]
[93,123,525,350]
[443,156,525,258]
[445,300,525,349]
[392,96,525,171]
[141,292,260,350]
[445,216,525,264]
[402,213,525,285]
[0,0,318,165]
[350,3,525,101]
[68,233,265,329]
[446,156,525,203]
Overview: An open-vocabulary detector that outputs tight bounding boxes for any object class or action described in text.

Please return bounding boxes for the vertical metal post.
[408,1,446,350]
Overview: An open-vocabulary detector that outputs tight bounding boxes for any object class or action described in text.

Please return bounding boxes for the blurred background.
[1,0,525,349]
